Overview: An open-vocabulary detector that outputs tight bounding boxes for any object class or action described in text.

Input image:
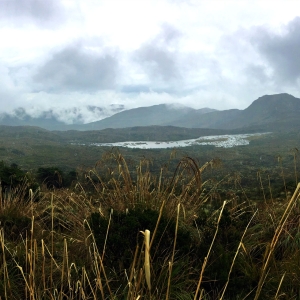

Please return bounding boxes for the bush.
[36,167,77,189]
[89,208,193,272]
[0,161,38,199]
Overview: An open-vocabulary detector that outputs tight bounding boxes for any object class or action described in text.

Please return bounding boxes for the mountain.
[173,109,241,128]
[225,93,300,129]
[77,93,300,132]
[0,93,299,132]
[176,93,300,131]
[78,104,217,130]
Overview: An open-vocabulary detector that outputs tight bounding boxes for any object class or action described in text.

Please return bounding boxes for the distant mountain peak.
[256,93,296,101]
[165,103,193,110]
[0,94,299,132]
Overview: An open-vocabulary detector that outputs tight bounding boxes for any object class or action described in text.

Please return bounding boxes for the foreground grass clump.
[0,151,300,299]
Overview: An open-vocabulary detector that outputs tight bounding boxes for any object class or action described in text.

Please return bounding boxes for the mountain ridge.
[0,93,299,132]
[78,104,217,131]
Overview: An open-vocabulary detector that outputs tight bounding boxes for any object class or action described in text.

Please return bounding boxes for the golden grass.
[0,152,300,299]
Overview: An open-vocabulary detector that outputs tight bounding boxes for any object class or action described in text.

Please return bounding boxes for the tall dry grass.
[0,151,300,299]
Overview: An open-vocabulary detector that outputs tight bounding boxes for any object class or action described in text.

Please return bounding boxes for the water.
[90,132,270,149]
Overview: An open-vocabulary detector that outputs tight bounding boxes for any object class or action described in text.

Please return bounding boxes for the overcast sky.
[1,0,300,120]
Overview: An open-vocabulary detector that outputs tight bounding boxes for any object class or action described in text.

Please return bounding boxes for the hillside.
[0,93,299,132]
[222,93,300,129]
[0,124,250,171]
[174,109,241,128]
[173,93,300,131]
[77,104,216,130]
[76,93,300,132]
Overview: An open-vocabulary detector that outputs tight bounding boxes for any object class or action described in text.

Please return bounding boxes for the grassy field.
[1,146,300,299]
[0,127,300,299]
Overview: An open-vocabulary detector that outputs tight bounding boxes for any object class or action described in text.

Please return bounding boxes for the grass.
[1,150,300,299]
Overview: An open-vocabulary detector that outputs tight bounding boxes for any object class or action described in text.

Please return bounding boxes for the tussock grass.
[0,151,300,299]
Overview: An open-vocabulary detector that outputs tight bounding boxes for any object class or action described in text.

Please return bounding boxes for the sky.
[1,0,300,122]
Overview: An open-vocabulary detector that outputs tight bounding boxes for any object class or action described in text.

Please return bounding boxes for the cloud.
[0,65,25,111]
[2,0,300,116]
[120,85,150,93]
[10,104,126,124]
[134,24,182,82]
[251,17,300,84]
[33,43,119,92]
[130,23,225,96]
[0,0,65,27]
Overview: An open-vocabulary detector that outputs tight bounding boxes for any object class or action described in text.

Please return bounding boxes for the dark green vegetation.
[0,122,300,298]
[0,124,298,195]
[1,92,300,298]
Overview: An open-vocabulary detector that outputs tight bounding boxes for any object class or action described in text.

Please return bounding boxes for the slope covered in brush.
[78,104,198,130]
[223,93,300,129]
[173,93,300,131]
[75,93,300,131]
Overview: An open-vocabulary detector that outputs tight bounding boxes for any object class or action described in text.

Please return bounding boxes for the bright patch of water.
[91,133,270,149]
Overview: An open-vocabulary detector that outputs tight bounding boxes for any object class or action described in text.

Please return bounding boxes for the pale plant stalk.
[51,193,54,292]
[84,219,113,299]
[158,167,163,194]
[95,242,113,299]
[257,171,267,204]
[41,239,46,292]
[0,228,9,300]
[291,148,298,186]
[144,229,151,292]
[25,230,28,299]
[268,175,274,204]
[135,268,144,297]
[254,183,300,300]
[150,199,166,250]
[30,216,36,299]
[15,264,31,298]
[127,244,140,299]
[60,238,67,297]
[274,272,286,299]
[278,156,288,200]
[93,254,105,300]
[82,267,96,299]
[166,203,180,300]
[102,208,113,261]
[219,209,258,300]
[194,201,227,300]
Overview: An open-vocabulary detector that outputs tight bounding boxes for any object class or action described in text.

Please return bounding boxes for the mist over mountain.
[76,93,300,132]
[0,93,299,132]
[0,104,125,130]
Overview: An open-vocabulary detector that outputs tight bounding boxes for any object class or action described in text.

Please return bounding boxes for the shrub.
[89,208,193,273]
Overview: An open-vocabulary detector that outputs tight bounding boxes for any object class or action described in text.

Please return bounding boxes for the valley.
[2,3,300,297]
[1,93,300,299]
